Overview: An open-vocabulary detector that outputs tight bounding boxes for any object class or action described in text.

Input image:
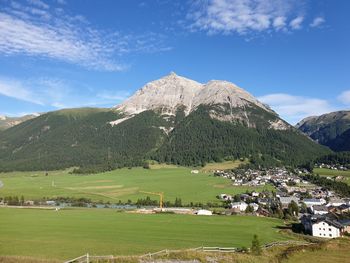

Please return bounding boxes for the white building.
[303,198,326,207]
[231,201,248,212]
[312,205,328,215]
[249,203,259,212]
[251,192,259,197]
[327,198,346,207]
[312,219,343,238]
[196,209,213,216]
[219,194,232,201]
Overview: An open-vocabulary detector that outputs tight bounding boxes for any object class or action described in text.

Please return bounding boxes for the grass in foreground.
[0,207,289,261]
[0,167,272,204]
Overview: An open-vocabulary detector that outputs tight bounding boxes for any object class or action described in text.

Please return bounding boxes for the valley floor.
[0,207,289,261]
[0,167,272,204]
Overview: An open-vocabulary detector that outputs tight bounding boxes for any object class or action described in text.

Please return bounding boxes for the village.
[214,167,350,239]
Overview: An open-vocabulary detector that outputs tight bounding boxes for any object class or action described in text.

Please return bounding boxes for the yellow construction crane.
[139,191,164,210]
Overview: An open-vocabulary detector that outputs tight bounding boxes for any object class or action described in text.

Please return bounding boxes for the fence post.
[86,253,89,263]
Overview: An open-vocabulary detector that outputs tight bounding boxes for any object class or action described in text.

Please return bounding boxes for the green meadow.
[0,167,272,204]
[0,208,289,261]
[314,168,350,185]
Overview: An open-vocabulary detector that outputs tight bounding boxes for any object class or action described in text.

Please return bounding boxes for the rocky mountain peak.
[114,73,277,125]
[115,73,202,115]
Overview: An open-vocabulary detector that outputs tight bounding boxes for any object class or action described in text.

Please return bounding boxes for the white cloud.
[0,76,130,109]
[273,16,286,31]
[27,0,49,9]
[0,77,43,105]
[258,93,334,124]
[97,91,130,102]
[338,90,350,105]
[187,0,306,35]
[0,1,170,71]
[310,17,325,28]
[289,16,304,30]
[56,0,66,5]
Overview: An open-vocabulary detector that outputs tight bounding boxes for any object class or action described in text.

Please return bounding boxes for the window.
[329,234,332,237]
[323,223,325,225]
[329,228,331,231]
[319,228,321,230]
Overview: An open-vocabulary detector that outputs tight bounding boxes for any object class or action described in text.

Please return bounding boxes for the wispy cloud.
[258,93,334,124]
[0,75,130,109]
[27,0,49,10]
[338,90,350,105]
[273,16,287,31]
[289,16,304,30]
[187,0,320,35]
[0,0,171,71]
[97,91,130,102]
[0,77,43,105]
[310,16,325,28]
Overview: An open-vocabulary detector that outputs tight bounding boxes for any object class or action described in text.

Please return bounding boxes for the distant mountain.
[296,111,350,151]
[0,114,39,130]
[0,73,330,171]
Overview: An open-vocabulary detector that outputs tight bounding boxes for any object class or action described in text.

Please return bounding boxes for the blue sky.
[0,0,349,124]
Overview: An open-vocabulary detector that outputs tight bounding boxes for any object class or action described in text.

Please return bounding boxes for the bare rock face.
[115,72,273,116]
[112,72,290,129]
[193,80,272,113]
[115,72,202,116]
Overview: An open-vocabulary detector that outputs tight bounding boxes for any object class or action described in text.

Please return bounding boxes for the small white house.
[191,170,199,174]
[312,219,343,238]
[312,205,328,215]
[249,203,259,212]
[327,198,346,207]
[196,209,213,216]
[251,192,259,197]
[303,198,326,207]
[231,201,248,212]
[219,194,232,201]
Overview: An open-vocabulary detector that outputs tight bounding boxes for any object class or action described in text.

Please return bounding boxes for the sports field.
[0,167,272,204]
[0,207,290,261]
[314,168,350,185]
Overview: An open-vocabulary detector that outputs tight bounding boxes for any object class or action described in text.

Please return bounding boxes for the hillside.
[0,73,330,171]
[0,114,39,130]
[296,110,350,151]
[0,108,168,171]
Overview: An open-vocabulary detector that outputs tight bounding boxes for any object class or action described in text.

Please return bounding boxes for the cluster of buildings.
[214,167,308,187]
[216,167,350,239]
[316,163,348,171]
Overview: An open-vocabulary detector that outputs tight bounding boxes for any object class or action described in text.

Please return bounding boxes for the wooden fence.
[64,240,311,263]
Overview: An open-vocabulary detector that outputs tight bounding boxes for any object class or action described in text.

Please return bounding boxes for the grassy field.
[285,238,350,263]
[314,168,350,185]
[201,160,248,172]
[0,207,290,261]
[0,167,272,204]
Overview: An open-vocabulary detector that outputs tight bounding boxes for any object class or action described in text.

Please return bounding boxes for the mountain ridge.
[0,73,330,171]
[296,110,350,151]
[114,72,275,126]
